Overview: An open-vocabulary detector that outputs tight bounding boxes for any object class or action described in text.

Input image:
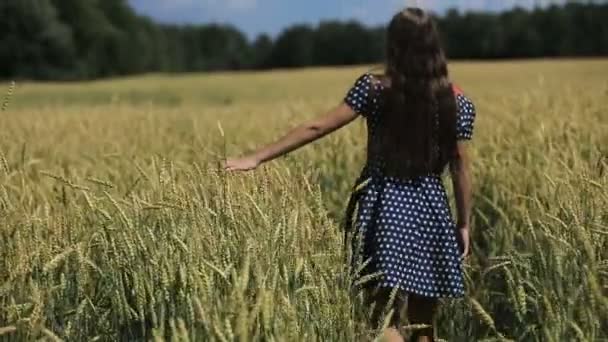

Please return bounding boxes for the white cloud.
[155,0,197,10]
[203,0,258,11]
[389,0,443,13]
[151,0,257,12]
[349,6,368,19]
[343,0,403,22]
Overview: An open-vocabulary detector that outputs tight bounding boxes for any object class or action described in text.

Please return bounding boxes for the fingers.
[461,240,470,260]
[223,160,233,171]
[461,238,468,259]
[223,159,242,171]
[223,156,260,172]
[458,235,469,260]
[225,164,241,172]
[223,160,253,172]
[456,228,471,260]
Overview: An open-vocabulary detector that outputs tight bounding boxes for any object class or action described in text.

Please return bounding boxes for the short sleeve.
[344,73,374,117]
[456,94,476,141]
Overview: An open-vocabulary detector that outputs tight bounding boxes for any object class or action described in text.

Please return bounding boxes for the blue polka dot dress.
[343,73,476,298]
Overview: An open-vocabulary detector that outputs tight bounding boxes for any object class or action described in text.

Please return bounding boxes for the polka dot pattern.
[456,94,476,140]
[343,73,477,298]
[344,74,374,116]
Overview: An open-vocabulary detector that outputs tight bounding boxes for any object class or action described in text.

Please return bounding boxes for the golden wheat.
[0,60,606,341]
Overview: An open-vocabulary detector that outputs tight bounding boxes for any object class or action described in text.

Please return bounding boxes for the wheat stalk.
[470,298,496,331]
[1,81,15,111]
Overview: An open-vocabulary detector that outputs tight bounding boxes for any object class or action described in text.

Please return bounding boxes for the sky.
[128,0,566,39]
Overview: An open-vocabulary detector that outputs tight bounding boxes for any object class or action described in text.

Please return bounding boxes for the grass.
[0,59,607,341]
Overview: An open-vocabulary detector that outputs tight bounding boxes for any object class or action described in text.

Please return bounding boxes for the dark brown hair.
[378,8,457,178]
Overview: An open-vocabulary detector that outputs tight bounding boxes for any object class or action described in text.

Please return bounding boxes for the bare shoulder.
[452,84,465,96]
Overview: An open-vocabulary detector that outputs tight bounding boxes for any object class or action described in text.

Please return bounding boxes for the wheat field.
[0,59,607,341]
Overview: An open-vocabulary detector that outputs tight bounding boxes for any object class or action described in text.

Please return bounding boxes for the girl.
[225,8,475,342]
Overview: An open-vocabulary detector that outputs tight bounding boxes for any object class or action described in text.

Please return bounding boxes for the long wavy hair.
[377,8,458,178]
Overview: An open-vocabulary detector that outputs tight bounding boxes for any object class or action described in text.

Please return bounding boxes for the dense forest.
[1,0,607,80]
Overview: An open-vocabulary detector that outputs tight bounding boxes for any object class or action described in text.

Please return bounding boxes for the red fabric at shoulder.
[452,84,464,96]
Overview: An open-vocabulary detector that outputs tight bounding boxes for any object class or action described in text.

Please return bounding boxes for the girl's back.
[345,73,476,176]
[343,72,476,298]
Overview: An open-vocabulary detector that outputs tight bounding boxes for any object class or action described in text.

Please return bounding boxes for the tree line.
[1,0,607,80]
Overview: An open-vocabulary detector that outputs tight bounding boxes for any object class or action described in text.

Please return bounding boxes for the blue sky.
[128,0,564,39]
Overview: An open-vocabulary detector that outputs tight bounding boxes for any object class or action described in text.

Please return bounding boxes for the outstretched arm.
[225,103,359,171]
[450,142,473,258]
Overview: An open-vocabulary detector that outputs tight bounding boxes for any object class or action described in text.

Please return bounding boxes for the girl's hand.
[456,226,471,260]
[224,156,260,172]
